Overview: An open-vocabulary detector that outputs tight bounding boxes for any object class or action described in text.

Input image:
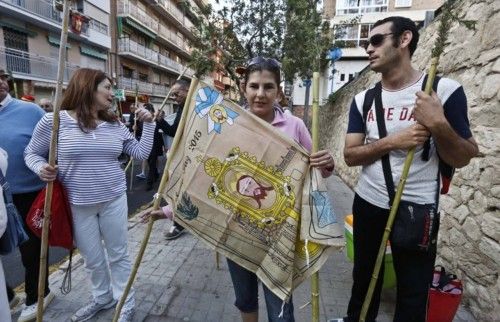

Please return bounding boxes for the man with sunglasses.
[337,17,478,322]
[156,78,190,240]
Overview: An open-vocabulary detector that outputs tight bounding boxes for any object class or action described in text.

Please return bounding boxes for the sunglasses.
[0,75,11,82]
[246,56,281,69]
[363,33,394,50]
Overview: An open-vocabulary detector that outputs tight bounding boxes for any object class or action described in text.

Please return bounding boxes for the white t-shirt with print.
[347,74,472,209]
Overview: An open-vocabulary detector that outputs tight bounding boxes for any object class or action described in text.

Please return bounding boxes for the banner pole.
[112,76,200,322]
[36,1,70,321]
[310,71,321,322]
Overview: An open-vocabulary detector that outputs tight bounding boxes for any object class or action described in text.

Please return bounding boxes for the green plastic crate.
[345,214,396,289]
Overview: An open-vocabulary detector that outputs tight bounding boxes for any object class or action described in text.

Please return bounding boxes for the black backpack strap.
[362,83,378,131]
[421,74,441,161]
[372,82,396,205]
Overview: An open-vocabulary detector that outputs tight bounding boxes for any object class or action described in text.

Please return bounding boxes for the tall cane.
[112,77,200,322]
[128,84,139,191]
[310,71,321,322]
[358,7,453,321]
[36,1,70,321]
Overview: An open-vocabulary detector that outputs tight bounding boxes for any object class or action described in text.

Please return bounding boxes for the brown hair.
[61,68,117,132]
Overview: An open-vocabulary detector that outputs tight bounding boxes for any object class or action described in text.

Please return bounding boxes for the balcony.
[157,24,191,57]
[117,0,158,35]
[142,0,196,38]
[118,38,191,76]
[118,76,169,97]
[0,0,61,24]
[0,46,79,84]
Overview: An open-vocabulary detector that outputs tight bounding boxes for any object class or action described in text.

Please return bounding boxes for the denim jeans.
[227,258,295,322]
[345,194,437,322]
[71,193,134,308]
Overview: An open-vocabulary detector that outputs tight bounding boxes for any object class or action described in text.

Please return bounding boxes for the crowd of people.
[0,16,477,322]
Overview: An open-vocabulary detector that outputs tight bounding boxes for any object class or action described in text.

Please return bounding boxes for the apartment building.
[0,0,111,101]
[113,0,206,113]
[291,0,443,110]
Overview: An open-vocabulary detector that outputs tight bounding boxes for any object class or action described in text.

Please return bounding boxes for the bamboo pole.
[36,1,70,321]
[112,76,200,322]
[310,71,321,322]
[358,4,453,317]
[128,84,139,191]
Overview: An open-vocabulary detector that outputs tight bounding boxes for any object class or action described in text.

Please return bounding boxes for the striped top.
[25,111,155,205]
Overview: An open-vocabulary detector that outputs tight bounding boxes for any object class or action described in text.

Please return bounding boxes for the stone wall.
[319,0,500,320]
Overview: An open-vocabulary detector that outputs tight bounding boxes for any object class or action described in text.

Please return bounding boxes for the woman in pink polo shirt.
[144,57,334,322]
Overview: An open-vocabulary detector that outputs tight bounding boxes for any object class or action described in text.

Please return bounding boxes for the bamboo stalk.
[36,1,70,321]
[310,71,320,322]
[129,85,139,191]
[112,77,200,322]
[358,58,440,322]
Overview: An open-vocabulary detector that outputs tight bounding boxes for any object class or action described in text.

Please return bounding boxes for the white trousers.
[71,193,135,308]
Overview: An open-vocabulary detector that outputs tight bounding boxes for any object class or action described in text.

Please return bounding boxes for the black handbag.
[371,82,440,252]
[0,168,29,255]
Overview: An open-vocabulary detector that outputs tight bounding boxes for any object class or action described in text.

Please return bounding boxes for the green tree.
[282,0,333,125]
[216,0,287,58]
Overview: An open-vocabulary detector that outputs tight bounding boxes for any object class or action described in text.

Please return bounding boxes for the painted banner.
[163,83,343,300]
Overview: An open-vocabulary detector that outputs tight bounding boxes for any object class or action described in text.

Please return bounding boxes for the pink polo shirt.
[271,107,312,152]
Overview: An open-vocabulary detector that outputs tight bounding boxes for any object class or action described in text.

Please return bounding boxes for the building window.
[89,19,108,35]
[122,66,134,78]
[336,23,373,48]
[336,0,388,15]
[349,74,354,81]
[395,0,412,7]
[139,73,148,82]
[3,27,30,74]
[340,74,345,81]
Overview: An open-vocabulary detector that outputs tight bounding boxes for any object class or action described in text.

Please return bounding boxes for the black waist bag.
[392,200,440,251]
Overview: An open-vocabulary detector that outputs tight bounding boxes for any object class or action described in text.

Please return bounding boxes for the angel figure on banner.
[194,86,239,134]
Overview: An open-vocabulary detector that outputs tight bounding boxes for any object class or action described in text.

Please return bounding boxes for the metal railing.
[118,38,188,74]
[118,76,169,97]
[117,0,159,32]
[0,0,62,23]
[0,46,79,82]
[118,38,159,63]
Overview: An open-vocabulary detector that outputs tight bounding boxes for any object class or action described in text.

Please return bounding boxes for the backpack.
[362,75,455,194]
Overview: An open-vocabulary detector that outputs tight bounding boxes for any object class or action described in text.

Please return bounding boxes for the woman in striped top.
[24,68,155,322]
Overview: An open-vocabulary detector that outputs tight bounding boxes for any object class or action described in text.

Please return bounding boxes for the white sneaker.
[18,292,55,322]
[71,298,117,322]
[136,173,146,179]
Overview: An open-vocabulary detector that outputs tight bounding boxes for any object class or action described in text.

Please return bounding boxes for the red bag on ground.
[427,266,463,322]
[26,180,73,249]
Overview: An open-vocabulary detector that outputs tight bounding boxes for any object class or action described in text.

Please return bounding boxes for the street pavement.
[9,175,476,322]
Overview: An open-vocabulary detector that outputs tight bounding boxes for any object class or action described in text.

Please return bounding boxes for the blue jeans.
[227,258,295,322]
